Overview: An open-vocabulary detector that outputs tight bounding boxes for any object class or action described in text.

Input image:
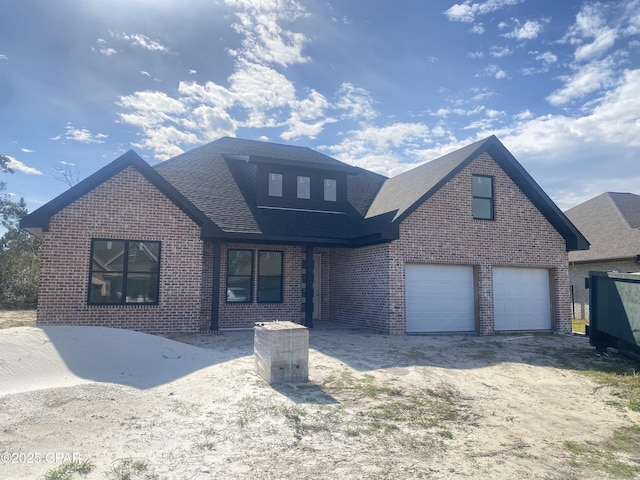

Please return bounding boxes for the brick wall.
[37,167,206,335]
[327,152,572,334]
[216,243,304,329]
[569,260,638,320]
[327,243,393,332]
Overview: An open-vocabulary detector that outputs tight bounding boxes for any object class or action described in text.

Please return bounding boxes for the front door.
[313,254,322,320]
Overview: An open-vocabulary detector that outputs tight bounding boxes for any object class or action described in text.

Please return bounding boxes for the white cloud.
[51,123,109,144]
[503,20,544,40]
[481,64,507,79]
[116,0,388,160]
[322,123,435,176]
[535,51,558,64]
[444,0,523,23]
[564,3,618,61]
[624,0,640,35]
[227,0,308,67]
[121,33,169,53]
[20,148,34,153]
[546,57,618,106]
[470,24,485,34]
[335,83,377,122]
[0,54,8,61]
[575,28,617,61]
[490,46,512,57]
[5,155,42,175]
[93,38,117,56]
[467,51,485,59]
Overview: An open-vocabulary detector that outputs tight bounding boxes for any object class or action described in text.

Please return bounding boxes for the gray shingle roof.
[565,192,640,262]
[21,135,588,251]
[366,137,488,220]
[154,137,387,244]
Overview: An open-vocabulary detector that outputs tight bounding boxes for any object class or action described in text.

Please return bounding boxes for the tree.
[51,160,80,187]
[0,154,40,308]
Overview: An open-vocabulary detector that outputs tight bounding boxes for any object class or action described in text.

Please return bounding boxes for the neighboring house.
[21,135,588,335]
[565,192,640,320]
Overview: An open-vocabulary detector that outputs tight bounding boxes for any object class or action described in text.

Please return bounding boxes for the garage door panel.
[493,267,551,331]
[406,264,475,333]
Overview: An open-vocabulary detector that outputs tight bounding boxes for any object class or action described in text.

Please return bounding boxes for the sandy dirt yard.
[0,311,638,480]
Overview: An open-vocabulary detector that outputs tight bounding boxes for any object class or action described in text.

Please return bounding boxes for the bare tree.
[51,161,80,187]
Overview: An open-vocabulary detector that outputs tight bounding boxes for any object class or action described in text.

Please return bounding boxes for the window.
[268,173,283,197]
[226,250,253,302]
[472,175,494,220]
[297,176,311,199]
[89,240,160,305]
[258,251,283,302]
[324,178,337,202]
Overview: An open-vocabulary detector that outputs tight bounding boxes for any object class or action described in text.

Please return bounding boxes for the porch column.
[304,245,314,328]
[210,241,221,331]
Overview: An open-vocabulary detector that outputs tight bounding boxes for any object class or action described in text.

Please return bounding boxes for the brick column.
[477,264,494,335]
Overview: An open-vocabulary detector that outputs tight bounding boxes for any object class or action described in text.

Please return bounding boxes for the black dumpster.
[588,271,640,356]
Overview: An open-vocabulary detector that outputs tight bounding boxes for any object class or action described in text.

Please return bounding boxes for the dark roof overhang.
[483,138,590,252]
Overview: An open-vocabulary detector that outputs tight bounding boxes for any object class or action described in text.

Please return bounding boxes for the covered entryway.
[405,264,476,333]
[493,267,551,331]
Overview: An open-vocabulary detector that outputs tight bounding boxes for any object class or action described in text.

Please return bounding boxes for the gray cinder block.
[254,321,309,384]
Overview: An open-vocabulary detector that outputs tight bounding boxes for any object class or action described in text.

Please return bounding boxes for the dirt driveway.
[0,318,638,479]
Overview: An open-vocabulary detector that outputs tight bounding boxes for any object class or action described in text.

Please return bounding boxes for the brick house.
[21,135,588,335]
[564,192,640,320]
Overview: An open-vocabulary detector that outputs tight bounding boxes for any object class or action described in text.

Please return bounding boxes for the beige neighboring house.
[565,192,640,320]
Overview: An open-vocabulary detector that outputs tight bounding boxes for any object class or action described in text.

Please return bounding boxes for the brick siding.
[36,153,573,336]
[36,167,206,335]
[216,243,304,329]
[328,152,572,334]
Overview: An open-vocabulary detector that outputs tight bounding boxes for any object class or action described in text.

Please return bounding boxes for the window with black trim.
[268,173,283,197]
[472,175,494,220]
[324,178,337,202]
[297,176,310,199]
[258,251,283,303]
[226,249,253,302]
[89,239,160,305]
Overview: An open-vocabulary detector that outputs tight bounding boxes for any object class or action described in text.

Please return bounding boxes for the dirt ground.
[0,311,638,479]
[0,309,36,329]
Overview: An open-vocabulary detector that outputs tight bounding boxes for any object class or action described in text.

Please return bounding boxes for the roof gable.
[20,150,221,237]
[367,135,588,252]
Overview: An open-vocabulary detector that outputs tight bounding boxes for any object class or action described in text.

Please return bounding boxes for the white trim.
[257,205,345,214]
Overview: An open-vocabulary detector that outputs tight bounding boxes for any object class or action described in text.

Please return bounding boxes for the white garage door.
[405,264,476,333]
[493,267,551,331]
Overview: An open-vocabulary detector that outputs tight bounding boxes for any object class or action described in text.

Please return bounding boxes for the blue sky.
[1,0,639,214]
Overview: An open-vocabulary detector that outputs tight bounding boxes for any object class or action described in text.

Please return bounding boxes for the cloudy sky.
[1,0,639,213]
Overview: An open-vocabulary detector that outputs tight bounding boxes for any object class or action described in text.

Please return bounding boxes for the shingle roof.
[366,137,488,220]
[366,135,588,251]
[154,137,388,245]
[565,192,640,262]
[20,135,588,251]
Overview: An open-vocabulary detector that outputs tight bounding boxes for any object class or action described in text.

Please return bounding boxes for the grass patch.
[106,458,157,480]
[563,425,640,477]
[322,370,461,439]
[43,460,94,480]
[572,318,589,335]
[582,366,640,413]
